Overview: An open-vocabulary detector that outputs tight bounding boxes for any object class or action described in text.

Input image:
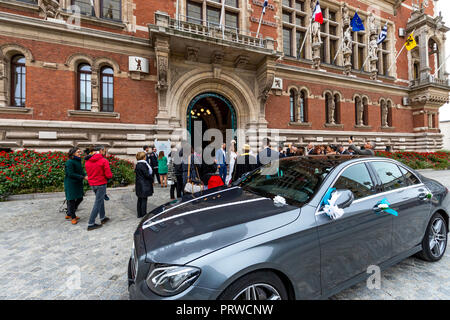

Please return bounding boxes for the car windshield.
[235,157,338,206]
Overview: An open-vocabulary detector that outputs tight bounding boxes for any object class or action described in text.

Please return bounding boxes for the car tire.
[218,271,288,300]
[416,212,448,262]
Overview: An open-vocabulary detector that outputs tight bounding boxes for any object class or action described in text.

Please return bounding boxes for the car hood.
[137,186,300,265]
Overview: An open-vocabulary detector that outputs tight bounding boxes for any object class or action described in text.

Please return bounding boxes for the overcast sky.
[436,0,450,121]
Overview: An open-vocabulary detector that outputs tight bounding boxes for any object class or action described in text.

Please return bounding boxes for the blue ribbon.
[320,188,336,207]
[377,198,398,217]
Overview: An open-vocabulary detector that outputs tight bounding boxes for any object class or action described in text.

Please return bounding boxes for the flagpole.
[256,5,265,39]
[298,17,313,58]
[387,28,415,73]
[332,37,344,64]
[434,53,450,78]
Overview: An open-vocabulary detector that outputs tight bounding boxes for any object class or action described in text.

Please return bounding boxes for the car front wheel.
[417,212,448,262]
[218,271,288,300]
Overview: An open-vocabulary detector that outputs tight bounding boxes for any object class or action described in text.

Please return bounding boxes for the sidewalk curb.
[6,185,136,202]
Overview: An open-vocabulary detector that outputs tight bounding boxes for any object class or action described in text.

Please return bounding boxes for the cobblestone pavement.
[0,171,449,300]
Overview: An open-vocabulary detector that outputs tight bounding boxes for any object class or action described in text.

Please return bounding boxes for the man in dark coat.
[149,147,160,185]
[64,147,88,224]
[257,138,279,167]
[348,140,376,156]
[232,144,258,182]
[337,145,351,155]
[135,151,154,218]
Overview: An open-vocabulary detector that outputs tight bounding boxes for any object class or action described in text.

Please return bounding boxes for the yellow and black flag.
[405,32,417,51]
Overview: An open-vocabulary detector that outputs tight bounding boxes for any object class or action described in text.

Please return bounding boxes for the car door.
[316,162,393,293]
[369,161,432,256]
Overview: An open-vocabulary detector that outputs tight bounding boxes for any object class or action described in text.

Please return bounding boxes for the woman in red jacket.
[85,145,113,231]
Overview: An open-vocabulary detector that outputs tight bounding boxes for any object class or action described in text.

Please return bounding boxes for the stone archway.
[163,69,262,149]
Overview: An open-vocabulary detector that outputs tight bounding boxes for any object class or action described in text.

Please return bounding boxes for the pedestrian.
[215,142,227,184]
[337,145,350,155]
[233,144,258,182]
[149,147,160,185]
[257,138,279,167]
[143,145,151,164]
[85,145,113,231]
[167,152,179,199]
[182,147,203,194]
[135,151,154,218]
[226,141,237,185]
[64,147,88,225]
[158,151,168,188]
[325,145,337,155]
[348,139,376,156]
[305,143,314,155]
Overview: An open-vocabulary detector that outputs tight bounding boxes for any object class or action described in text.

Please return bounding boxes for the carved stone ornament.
[328,97,336,124]
[234,55,250,69]
[211,51,225,65]
[356,99,364,126]
[38,0,61,20]
[311,21,322,45]
[259,73,275,104]
[381,101,389,127]
[157,55,168,91]
[368,12,377,36]
[186,47,199,62]
[342,3,350,27]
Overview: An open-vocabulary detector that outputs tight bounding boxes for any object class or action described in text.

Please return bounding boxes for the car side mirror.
[335,189,354,209]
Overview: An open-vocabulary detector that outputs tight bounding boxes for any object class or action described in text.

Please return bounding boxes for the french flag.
[313,0,323,24]
[262,0,269,15]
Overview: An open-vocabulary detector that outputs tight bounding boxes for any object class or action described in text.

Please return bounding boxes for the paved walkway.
[0,171,449,300]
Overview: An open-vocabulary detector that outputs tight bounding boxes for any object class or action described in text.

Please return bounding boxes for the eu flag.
[351,12,365,32]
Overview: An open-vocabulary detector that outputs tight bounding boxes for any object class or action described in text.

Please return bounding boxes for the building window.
[334,94,340,124]
[11,55,26,107]
[283,28,292,56]
[100,67,114,112]
[101,0,121,21]
[71,0,96,16]
[290,89,296,122]
[363,97,369,126]
[282,0,307,59]
[377,27,391,76]
[299,90,307,122]
[78,64,92,111]
[186,1,202,23]
[320,8,339,65]
[186,0,240,30]
[352,24,366,70]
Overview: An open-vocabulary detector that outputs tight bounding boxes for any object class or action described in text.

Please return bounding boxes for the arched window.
[334,94,340,124]
[299,90,307,123]
[11,55,26,107]
[290,89,296,122]
[387,100,393,127]
[78,64,92,110]
[363,97,369,126]
[413,61,420,80]
[100,66,114,112]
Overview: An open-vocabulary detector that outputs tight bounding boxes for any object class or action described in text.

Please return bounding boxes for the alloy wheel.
[232,283,281,300]
[428,217,447,258]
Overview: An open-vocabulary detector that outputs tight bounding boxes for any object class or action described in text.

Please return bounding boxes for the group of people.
[63,138,382,227]
[64,145,112,231]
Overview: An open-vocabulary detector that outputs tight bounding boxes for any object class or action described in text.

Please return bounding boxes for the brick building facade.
[0,0,449,157]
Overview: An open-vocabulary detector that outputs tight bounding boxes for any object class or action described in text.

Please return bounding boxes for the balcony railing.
[153,12,276,52]
[410,74,450,87]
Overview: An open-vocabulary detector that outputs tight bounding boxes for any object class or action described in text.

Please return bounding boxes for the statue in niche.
[342,3,350,26]
[368,12,377,34]
[356,99,364,126]
[311,20,322,44]
[368,38,379,61]
[381,101,389,127]
[328,96,336,124]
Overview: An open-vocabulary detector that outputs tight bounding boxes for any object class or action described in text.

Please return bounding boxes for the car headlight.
[146,264,201,297]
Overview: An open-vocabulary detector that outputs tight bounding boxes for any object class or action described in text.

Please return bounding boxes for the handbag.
[184,156,204,194]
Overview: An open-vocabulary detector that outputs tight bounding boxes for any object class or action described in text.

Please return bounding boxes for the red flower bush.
[375,150,450,170]
[0,149,135,199]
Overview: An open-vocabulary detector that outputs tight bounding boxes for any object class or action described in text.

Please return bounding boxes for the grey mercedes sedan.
[128,156,449,300]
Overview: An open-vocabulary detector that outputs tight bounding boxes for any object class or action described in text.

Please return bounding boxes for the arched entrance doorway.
[187,92,237,147]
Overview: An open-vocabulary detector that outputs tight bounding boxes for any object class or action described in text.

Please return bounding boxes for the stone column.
[0,53,7,107]
[91,66,99,112]
[419,30,431,81]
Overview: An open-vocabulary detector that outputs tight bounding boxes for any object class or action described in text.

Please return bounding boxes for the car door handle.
[418,193,428,201]
[373,204,384,213]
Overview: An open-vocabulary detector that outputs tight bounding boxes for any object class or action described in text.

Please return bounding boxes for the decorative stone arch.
[0,43,34,63]
[322,89,334,99]
[65,53,94,71]
[286,85,299,94]
[332,90,344,101]
[352,93,362,102]
[166,69,259,145]
[428,35,444,78]
[93,57,121,75]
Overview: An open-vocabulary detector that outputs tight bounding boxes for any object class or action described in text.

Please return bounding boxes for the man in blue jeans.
[85,146,113,231]
[215,143,227,184]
